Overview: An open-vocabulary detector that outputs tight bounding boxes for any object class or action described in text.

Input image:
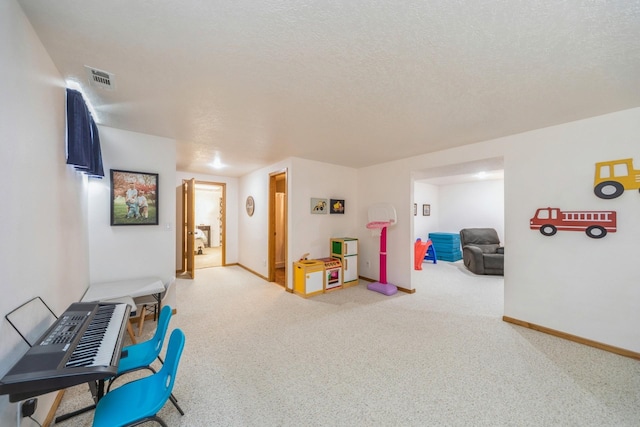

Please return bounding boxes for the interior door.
[269,170,287,287]
[185,178,196,278]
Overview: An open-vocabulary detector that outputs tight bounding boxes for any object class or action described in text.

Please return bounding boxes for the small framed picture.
[110,169,159,226]
[310,198,328,214]
[422,204,431,216]
[414,203,417,216]
[330,199,345,214]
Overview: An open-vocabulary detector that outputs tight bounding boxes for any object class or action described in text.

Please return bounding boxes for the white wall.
[361,108,640,353]
[0,1,90,424]
[88,126,177,305]
[175,171,239,268]
[414,179,505,244]
[239,158,358,290]
[413,182,439,241]
[238,160,291,281]
[362,143,508,289]
[437,179,505,243]
[503,108,640,352]
[358,159,414,286]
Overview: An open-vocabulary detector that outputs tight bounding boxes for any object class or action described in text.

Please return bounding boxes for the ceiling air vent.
[85,66,116,90]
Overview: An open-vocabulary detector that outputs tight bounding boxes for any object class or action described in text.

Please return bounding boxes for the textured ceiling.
[17,0,640,177]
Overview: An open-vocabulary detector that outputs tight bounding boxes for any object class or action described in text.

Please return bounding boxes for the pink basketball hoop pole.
[379,226,388,284]
[366,221,398,296]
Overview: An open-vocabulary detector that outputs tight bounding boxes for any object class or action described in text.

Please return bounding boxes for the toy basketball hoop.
[367,203,397,236]
[366,220,390,237]
[366,203,398,296]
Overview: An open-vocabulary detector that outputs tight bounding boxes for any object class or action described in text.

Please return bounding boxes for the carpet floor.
[53,262,640,426]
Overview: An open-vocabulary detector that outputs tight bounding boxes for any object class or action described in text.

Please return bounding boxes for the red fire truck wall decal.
[530,207,617,239]
[594,158,640,199]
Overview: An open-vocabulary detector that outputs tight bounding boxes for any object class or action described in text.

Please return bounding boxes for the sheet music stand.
[5,297,58,347]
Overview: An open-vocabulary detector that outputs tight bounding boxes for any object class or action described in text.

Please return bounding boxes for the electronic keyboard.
[0,302,129,402]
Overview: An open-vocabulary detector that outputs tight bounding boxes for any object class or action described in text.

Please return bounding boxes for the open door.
[183,178,196,279]
[268,170,287,288]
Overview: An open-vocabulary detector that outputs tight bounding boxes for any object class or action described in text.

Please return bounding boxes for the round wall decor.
[245,196,255,216]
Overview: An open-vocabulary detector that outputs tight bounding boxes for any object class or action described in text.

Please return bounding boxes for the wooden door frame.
[268,169,288,288]
[180,180,227,275]
[184,178,196,278]
[180,182,185,272]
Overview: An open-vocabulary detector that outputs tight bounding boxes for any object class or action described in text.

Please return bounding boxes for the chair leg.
[126,321,137,344]
[169,393,185,415]
[128,415,168,427]
[137,305,147,336]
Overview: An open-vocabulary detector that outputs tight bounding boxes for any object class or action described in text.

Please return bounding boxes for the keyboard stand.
[54,379,104,423]
[55,348,130,422]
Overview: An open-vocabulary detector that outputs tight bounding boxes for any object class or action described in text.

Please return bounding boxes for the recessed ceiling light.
[209,156,225,169]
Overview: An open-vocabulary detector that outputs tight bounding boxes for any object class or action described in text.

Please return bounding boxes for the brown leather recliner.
[459,228,504,276]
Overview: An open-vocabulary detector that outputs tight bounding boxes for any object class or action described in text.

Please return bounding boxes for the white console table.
[82,277,165,302]
[81,277,165,344]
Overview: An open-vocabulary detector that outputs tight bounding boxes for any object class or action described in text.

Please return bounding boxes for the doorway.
[268,170,287,287]
[194,182,225,270]
[411,157,504,284]
[181,180,226,278]
[412,158,504,245]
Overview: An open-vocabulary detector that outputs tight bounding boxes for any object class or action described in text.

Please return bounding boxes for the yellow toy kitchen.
[293,238,359,298]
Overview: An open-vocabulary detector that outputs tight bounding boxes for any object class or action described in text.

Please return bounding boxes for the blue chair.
[93,329,186,427]
[107,305,184,415]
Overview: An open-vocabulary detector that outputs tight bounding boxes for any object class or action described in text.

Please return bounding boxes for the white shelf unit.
[330,238,358,288]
